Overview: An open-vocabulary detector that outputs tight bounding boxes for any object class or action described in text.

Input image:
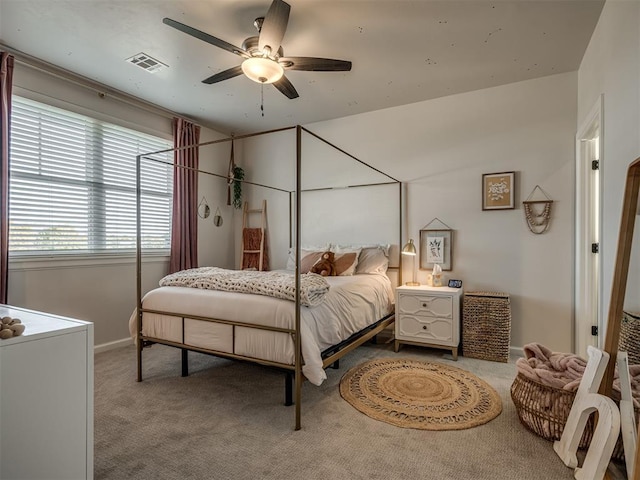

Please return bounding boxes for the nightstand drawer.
[397,314,454,344]
[398,293,453,318]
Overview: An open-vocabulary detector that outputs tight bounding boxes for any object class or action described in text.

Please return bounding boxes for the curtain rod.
[1,43,225,134]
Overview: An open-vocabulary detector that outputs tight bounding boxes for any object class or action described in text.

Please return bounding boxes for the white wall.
[578,0,640,320]
[239,129,402,272]
[7,62,231,347]
[298,73,578,352]
[197,131,236,269]
[236,130,295,270]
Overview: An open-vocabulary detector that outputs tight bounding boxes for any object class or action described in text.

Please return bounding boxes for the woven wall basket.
[510,373,638,461]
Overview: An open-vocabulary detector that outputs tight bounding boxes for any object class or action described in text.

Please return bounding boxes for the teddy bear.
[311,251,337,277]
[0,317,25,339]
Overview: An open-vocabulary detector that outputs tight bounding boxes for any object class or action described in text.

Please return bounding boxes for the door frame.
[574,94,604,356]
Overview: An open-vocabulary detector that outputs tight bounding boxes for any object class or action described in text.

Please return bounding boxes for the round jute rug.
[339,357,502,430]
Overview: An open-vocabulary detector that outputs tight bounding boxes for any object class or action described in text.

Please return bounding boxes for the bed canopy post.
[398,182,403,286]
[136,153,143,382]
[289,191,293,249]
[294,125,303,431]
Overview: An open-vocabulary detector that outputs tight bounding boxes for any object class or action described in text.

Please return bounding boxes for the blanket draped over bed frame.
[159,267,330,307]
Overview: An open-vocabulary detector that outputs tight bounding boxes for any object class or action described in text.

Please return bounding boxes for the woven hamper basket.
[619,311,640,365]
[462,292,511,362]
[511,372,638,461]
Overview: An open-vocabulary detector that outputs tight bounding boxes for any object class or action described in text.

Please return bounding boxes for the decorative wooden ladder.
[241,200,267,271]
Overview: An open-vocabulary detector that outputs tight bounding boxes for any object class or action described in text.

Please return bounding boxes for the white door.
[575,96,603,357]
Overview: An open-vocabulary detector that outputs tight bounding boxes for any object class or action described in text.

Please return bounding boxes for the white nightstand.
[394,285,462,360]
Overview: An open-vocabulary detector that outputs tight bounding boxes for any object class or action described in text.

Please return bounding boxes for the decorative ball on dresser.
[0,316,25,339]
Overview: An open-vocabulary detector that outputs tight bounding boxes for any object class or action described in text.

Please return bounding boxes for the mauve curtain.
[169,117,200,274]
[0,53,14,304]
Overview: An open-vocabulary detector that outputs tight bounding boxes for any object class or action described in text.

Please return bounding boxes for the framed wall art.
[419,228,452,271]
[482,171,515,210]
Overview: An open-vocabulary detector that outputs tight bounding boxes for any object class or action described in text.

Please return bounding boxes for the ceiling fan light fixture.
[163,0,350,100]
[241,57,284,84]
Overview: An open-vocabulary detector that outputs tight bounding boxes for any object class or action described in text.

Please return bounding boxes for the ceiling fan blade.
[279,57,352,72]
[163,18,249,58]
[202,65,244,84]
[258,0,290,55]
[273,75,299,99]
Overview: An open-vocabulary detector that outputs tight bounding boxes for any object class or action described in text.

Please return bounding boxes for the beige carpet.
[340,357,502,430]
[94,337,624,479]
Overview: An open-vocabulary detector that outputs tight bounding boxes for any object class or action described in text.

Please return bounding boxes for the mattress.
[130,272,394,385]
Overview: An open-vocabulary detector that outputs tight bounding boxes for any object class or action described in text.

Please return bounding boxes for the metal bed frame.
[135,125,403,430]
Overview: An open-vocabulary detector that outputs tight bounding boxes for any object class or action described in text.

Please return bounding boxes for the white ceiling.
[0,0,604,135]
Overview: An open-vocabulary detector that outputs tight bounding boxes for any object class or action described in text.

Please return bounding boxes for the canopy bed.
[133,125,402,430]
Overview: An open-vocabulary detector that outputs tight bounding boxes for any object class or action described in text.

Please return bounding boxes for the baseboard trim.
[94,337,132,354]
[510,346,524,358]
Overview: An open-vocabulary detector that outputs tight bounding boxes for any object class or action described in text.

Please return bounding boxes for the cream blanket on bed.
[159,267,330,307]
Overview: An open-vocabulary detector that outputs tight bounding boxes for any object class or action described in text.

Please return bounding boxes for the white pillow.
[356,246,390,275]
[332,244,390,275]
[333,243,390,257]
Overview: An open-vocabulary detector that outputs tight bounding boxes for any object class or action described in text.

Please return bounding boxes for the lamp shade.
[241,57,284,84]
[402,239,419,286]
[402,239,417,256]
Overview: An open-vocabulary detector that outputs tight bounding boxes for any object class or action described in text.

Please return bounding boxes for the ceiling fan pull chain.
[261,83,265,117]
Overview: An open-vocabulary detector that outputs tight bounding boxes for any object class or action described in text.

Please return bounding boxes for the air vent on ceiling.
[126,53,168,73]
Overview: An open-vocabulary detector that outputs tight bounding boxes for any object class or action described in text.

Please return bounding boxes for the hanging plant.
[232,166,244,209]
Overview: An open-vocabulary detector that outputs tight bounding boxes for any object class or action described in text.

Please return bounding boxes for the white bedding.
[129,273,394,385]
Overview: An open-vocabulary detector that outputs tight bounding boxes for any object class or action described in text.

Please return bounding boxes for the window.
[9,96,173,255]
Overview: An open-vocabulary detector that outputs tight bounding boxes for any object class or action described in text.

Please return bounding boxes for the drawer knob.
[422,325,428,330]
[422,303,427,307]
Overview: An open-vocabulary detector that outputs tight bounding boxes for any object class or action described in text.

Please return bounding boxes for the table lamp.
[401,239,420,286]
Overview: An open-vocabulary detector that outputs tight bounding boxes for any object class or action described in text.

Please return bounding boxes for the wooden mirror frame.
[597,157,640,478]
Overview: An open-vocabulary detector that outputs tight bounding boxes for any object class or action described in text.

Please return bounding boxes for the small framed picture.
[482,171,515,210]
[448,279,462,288]
[419,229,452,271]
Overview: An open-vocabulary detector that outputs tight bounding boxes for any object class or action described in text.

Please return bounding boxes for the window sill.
[8,252,170,271]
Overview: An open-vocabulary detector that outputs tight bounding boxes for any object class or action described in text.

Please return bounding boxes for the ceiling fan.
[163,0,352,99]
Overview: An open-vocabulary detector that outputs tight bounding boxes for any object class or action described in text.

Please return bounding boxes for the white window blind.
[9,96,173,255]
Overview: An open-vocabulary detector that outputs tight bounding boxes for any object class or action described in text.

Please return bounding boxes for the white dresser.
[394,285,462,360]
[0,305,93,480]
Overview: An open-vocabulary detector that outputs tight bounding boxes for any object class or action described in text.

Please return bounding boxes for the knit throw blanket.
[159,267,330,307]
[516,343,640,407]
